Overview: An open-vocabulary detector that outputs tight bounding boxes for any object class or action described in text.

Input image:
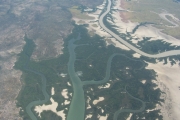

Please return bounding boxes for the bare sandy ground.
[34,98,66,120]
[132,25,180,46]
[109,0,138,34]
[146,59,180,120]
[86,96,91,109]
[72,0,180,119]
[98,114,108,120]
[61,89,69,99]
[34,87,70,119]
[132,53,141,58]
[93,97,104,105]
[67,82,71,86]
[108,0,180,47]
[110,0,180,119]
[126,113,133,120]
[51,87,55,95]
[85,114,92,120]
[98,83,111,89]
[63,100,70,105]
[141,80,146,84]
[72,0,130,51]
[60,73,67,77]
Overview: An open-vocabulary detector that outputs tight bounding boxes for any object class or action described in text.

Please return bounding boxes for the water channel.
[99,0,180,58]
[67,35,146,120]
[26,0,180,119]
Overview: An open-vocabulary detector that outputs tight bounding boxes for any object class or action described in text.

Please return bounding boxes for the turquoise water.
[66,36,85,120]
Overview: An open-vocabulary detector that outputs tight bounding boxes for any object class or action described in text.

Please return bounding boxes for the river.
[67,36,146,120]
[99,0,180,58]
[24,57,50,120]
[26,0,180,119]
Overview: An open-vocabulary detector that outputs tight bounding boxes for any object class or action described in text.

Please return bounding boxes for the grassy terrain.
[69,6,94,19]
[14,29,79,119]
[121,0,180,38]
[104,12,180,65]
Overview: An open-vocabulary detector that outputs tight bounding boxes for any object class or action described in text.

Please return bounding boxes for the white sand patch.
[34,98,66,120]
[89,64,93,67]
[72,0,130,51]
[84,8,93,12]
[98,83,111,89]
[67,82,71,86]
[61,89,69,99]
[98,114,108,120]
[97,106,104,113]
[93,97,104,105]
[76,71,83,76]
[96,0,107,10]
[85,114,93,120]
[51,87,55,95]
[131,39,138,44]
[126,113,133,120]
[151,80,159,90]
[110,38,130,51]
[87,96,91,109]
[60,73,67,77]
[146,108,157,113]
[133,53,141,58]
[141,80,146,84]
[111,0,180,47]
[64,100,70,105]
[133,25,180,46]
[130,39,141,47]
[126,67,130,69]
[101,109,104,113]
[146,59,180,120]
[108,0,138,33]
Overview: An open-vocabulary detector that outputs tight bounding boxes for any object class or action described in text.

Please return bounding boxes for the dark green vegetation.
[105,7,180,66]
[138,39,180,54]
[73,26,163,119]
[105,13,180,56]
[14,30,79,119]
[131,22,155,34]
[15,24,164,120]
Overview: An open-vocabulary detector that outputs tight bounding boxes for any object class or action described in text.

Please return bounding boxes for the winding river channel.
[26,0,180,119]
[67,35,146,120]
[113,86,146,120]
[24,58,50,120]
[100,0,180,58]
[68,0,180,119]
